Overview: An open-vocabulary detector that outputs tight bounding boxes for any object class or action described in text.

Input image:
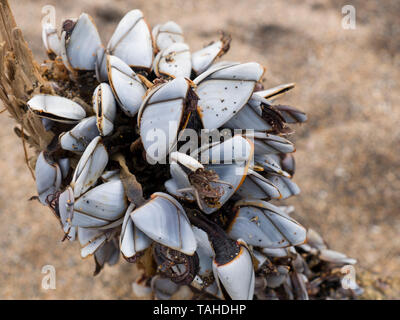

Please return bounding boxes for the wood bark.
[0,0,54,160]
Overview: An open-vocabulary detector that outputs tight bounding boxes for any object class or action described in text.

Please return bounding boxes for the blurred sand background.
[0,0,399,299]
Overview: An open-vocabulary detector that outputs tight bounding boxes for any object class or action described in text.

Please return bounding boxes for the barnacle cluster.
[29,9,362,299]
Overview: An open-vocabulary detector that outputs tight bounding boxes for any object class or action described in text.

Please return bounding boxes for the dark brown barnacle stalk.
[153,243,199,285]
[186,210,255,300]
[254,82,265,92]
[219,33,232,57]
[261,104,292,134]
[180,84,200,130]
[62,19,76,41]
[274,105,307,124]
[125,251,145,264]
[93,238,120,276]
[45,191,62,221]
[186,209,240,266]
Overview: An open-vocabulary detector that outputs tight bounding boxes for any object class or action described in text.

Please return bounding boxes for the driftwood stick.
[0,0,55,174]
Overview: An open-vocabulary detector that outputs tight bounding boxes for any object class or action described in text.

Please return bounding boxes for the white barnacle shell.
[202,137,255,213]
[253,83,307,123]
[138,77,192,163]
[194,62,264,129]
[170,151,204,172]
[164,162,195,201]
[35,151,62,205]
[95,46,108,83]
[291,271,309,300]
[319,249,357,265]
[152,21,184,52]
[153,42,191,79]
[199,162,248,214]
[93,83,117,136]
[60,13,102,72]
[197,135,254,164]
[265,173,300,200]
[307,228,327,250]
[80,235,108,259]
[225,93,285,132]
[71,136,109,198]
[107,9,153,71]
[120,203,152,260]
[71,179,128,229]
[252,250,269,271]
[167,137,253,214]
[78,228,108,258]
[27,95,86,124]
[42,22,61,57]
[262,246,297,258]
[100,169,120,183]
[254,83,295,101]
[58,158,70,180]
[165,136,253,213]
[225,103,273,132]
[274,105,307,124]
[78,227,105,248]
[254,154,291,178]
[243,131,295,155]
[164,152,203,201]
[243,156,299,200]
[107,55,147,117]
[130,192,196,255]
[78,227,118,259]
[192,226,214,280]
[59,116,99,153]
[191,36,230,75]
[228,200,306,248]
[58,186,74,234]
[235,168,282,200]
[94,239,120,272]
[151,275,180,300]
[212,240,255,300]
[266,265,290,288]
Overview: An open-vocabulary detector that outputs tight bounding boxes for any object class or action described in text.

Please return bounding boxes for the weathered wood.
[0,0,54,158]
[0,1,16,48]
